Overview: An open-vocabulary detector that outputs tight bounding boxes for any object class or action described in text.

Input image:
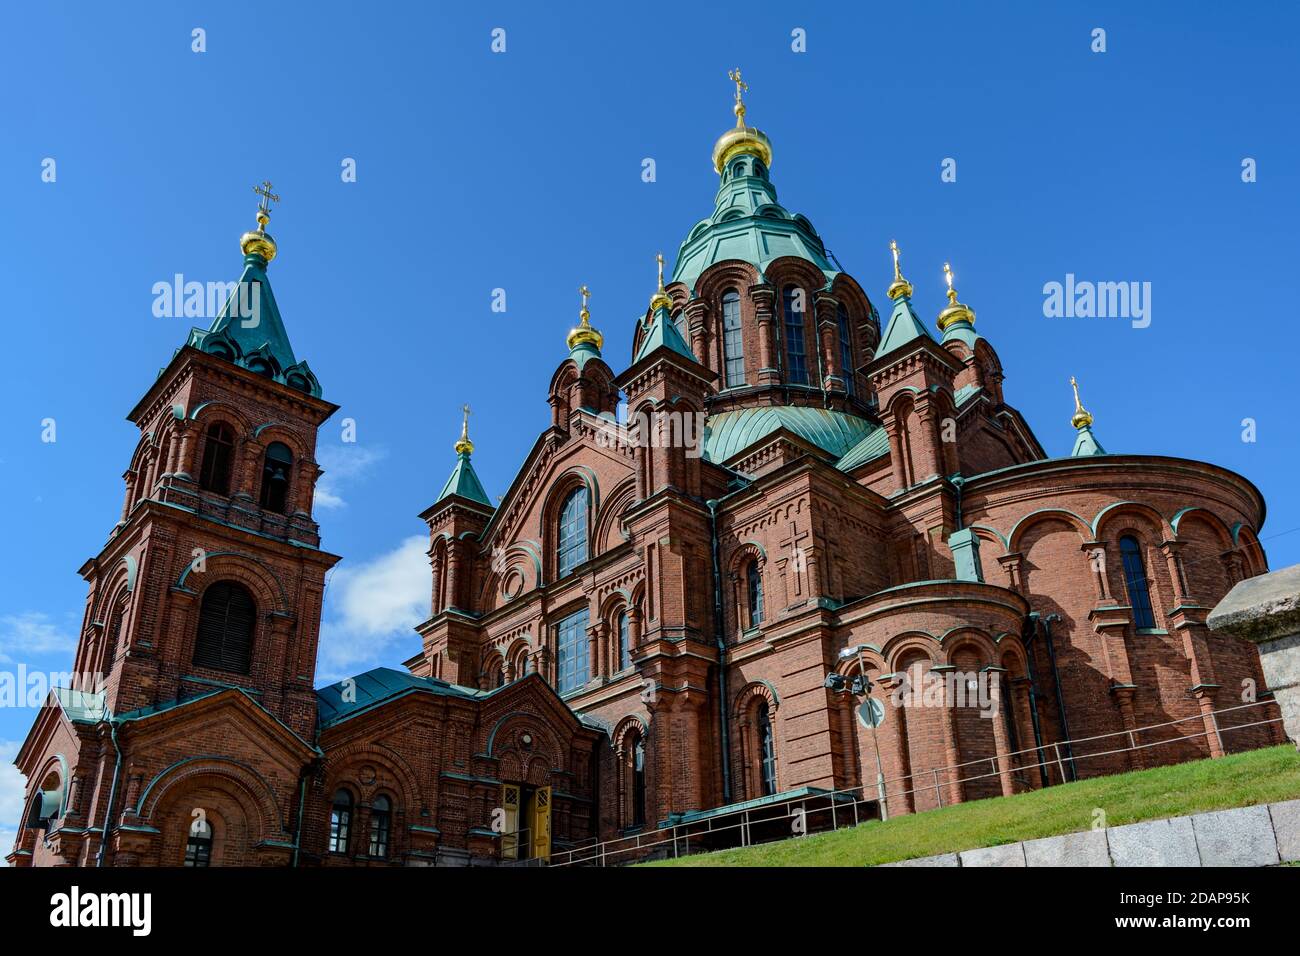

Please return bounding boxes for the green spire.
[435,405,492,506]
[635,302,695,364]
[875,290,933,357]
[185,183,320,397]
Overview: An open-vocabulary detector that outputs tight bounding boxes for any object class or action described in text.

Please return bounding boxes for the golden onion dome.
[649,252,673,312]
[936,262,975,331]
[240,211,278,262]
[567,285,603,351]
[454,404,474,456]
[887,239,913,300]
[1070,376,1094,430]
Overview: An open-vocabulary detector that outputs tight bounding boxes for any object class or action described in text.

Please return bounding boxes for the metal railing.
[548,696,1284,867]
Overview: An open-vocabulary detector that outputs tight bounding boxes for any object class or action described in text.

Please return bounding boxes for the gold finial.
[886,239,913,300]
[455,403,474,455]
[728,68,748,126]
[1069,376,1094,430]
[712,69,773,174]
[936,261,976,331]
[240,180,280,262]
[649,252,673,312]
[567,284,604,351]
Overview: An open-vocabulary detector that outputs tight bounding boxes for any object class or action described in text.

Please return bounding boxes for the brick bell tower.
[74,184,340,740]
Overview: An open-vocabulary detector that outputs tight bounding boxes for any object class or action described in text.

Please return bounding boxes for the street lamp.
[825,647,889,821]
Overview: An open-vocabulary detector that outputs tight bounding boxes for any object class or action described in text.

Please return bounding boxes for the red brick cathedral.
[10,82,1279,868]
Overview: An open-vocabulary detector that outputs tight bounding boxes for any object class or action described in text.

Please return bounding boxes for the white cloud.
[0,612,76,665]
[0,740,26,858]
[314,444,385,510]
[317,536,429,681]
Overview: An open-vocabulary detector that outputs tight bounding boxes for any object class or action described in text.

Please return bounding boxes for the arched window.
[782,285,808,385]
[555,607,590,694]
[556,486,589,578]
[193,581,256,674]
[1119,535,1156,629]
[368,795,391,858]
[757,702,777,796]
[24,770,63,831]
[199,422,235,495]
[632,735,647,826]
[746,560,764,629]
[837,303,856,397]
[102,593,127,672]
[721,290,745,388]
[184,817,213,867]
[328,789,353,854]
[259,441,293,514]
[490,661,505,688]
[618,610,631,671]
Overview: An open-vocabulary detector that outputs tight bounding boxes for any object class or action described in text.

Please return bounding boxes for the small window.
[618,611,631,671]
[556,486,589,578]
[555,607,591,694]
[782,286,808,385]
[722,291,745,388]
[193,581,256,674]
[632,735,646,826]
[837,304,856,397]
[184,818,213,867]
[368,795,391,858]
[328,789,353,854]
[757,702,777,796]
[259,441,293,514]
[199,422,235,495]
[1119,535,1156,629]
[746,560,764,629]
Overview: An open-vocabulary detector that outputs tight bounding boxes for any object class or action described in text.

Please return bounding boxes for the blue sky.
[1,3,1297,844]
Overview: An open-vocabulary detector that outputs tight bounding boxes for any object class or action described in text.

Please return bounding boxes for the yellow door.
[530,786,552,862]
[501,784,520,860]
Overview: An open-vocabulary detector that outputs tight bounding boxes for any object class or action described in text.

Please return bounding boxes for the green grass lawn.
[646,745,1300,867]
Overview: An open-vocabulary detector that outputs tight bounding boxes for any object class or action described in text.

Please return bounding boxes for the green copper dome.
[703,406,879,465]
[672,156,838,295]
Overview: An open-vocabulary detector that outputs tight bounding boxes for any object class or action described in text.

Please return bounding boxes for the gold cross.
[656,253,665,292]
[943,261,955,291]
[890,240,902,279]
[253,180,280,216]
[728,68,748,101]
[1070,376,1082,408]
[578,284,591,320]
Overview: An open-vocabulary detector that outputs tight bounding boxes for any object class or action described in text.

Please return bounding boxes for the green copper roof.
[876,293,934,357]
[703,406,878,464]
[672,160,837,294]
[635,304,696,364]
[316,667,486,727]
[52,687,106,723]
[436,450,492,506]
[941,317,981,350]
[185,254,322,397]
[835,425,891,472]
[1071,425,1107,457]
[569,340,603,371]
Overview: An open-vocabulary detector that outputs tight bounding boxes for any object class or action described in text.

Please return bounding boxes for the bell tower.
[73,185,340,739]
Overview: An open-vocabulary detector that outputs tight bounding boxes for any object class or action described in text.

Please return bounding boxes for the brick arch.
[189,399,254,435]
[504,637,533,679]
[479,648,506,688]
[883,631,940,671]
[940,627,997,667]
[485,711,565,771]
[1232,524,1267,576]
[323,742,426,813]
[136,756,280,843]
[995,634,1029,678]
[540,468,599,581]
[1092,501,1173,543]
[1007,508,1090,554]
[176,551,290,614]
[731,680,780,720]
[835,645,887,676]
[612,713,649,754]
[250,422,312,463]
[593,477,636,552]
[693,259,762,308]
[1170,506,1235,551]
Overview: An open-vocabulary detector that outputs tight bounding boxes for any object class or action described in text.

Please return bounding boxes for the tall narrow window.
[783,285,808,385]
[259,441,292,514]
[722,290,745,388]
[746,560,764,629]
[632,736,646,826]
[757,702,777,796]
[102,594,126,672]
[618,611,631,671]
[837,303,856,397]
[368,795,391,858]
[199,423,235,495]
[329,790,353,854]
[1119,535,1156,629]
[555,607,591,694]
[193,581,256,674]
[556,486,589,578]
[184,818,213,867]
